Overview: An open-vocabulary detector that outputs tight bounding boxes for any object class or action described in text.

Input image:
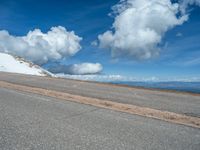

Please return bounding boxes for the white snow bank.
[0,52,53,76]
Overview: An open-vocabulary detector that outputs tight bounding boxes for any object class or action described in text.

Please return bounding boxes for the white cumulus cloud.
[98,0,189,60]
[179,0,200,13]
[49,63,103,75]
[0,26,82,65]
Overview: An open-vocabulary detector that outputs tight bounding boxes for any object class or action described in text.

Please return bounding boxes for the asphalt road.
[0,72,200,117]
[0,87,200,150]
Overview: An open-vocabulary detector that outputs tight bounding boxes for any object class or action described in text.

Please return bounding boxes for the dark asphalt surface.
[0,72,200,117]
[0,87,200,150]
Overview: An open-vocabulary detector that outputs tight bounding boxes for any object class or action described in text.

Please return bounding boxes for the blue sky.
[0,0,200,80]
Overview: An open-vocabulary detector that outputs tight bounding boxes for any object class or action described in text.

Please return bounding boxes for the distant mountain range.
[111,81,200,94]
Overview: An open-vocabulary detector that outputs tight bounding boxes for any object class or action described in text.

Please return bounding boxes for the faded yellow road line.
[0,80,200,128]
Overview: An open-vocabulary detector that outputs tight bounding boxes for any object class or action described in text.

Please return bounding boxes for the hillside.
[0,52,53,76]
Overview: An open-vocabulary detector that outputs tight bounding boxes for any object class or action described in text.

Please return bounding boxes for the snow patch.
[0,52,53,76]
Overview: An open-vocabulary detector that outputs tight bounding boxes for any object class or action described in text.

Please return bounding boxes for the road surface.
[0,72,200,117]
[0,72,200,149]
[0,87,200,150]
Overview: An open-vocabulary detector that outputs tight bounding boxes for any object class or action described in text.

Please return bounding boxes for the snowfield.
[0,52,53,76]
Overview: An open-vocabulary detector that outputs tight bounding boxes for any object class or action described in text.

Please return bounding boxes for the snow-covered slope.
[0,52,53,76]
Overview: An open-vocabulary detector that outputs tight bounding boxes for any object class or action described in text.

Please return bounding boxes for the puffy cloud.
[98,0,189,60]
[91,40,98,46]
[0,26,82,65]
[179,0,200,13]
[49,63,103,75]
